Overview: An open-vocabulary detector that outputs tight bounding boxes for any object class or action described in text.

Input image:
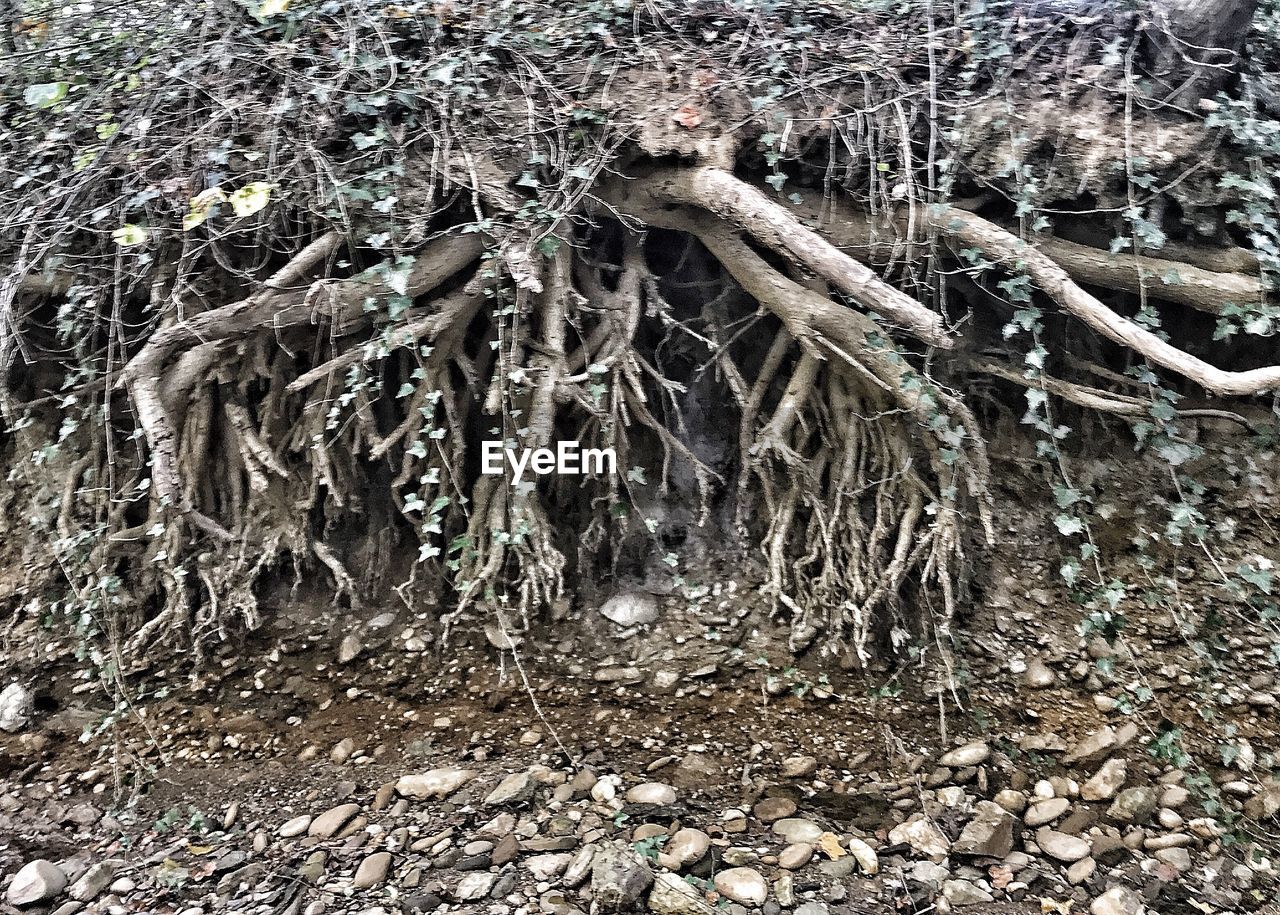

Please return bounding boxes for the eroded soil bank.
[2,441,1280,915]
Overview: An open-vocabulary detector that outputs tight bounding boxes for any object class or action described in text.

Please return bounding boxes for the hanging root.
[597,176,994,659]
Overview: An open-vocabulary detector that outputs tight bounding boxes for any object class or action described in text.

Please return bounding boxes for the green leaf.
[112,224,148,247]
[25,82,69,109]
[229,182,274,218]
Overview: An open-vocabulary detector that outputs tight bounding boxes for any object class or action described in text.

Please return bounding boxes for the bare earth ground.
[2,436,1280,915]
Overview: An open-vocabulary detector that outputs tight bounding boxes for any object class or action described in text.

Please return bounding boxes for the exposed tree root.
[8,154,1273,671]
[596,178,994,658]
[787,190,1267,317]
[930,208,1280,397]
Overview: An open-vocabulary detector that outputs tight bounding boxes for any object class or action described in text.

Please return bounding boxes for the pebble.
[0,682,33,733]
[309,802,359,838]
[847,837,879,874]
[778,844,814,869]
[1036,828,1091,863]
[1082,758,1127,801]
[599,591,659,626]
[396,768,477,799]
[1107,787,1158,824]
[625,782,677,805]
[591,845,652,911]
[649,873,714,915]
[771,818,823,844]
[330,737,356,764]
[888,816,951,859]
[1068,855,1097,884]
[353,852,392,888]
[942,879,994,905]
[454,872,496,901]
[1090,885,1145,915]
[780,755,817,778]
[68,860,120,902]
[486,770,537,806]
[1024,797,1070,826]
[939,741,990,768]
[665,828,710,866]
[952,801,1014,858]
[1154,847,1191,872]
[1022,656,1056,688]
[994,789,1027,814]
[753,797,796,823]
[527,853,573,880]
[279,814,313,837]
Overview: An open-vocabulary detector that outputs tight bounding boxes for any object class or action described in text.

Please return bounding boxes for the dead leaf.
[1040,898,1073,914]
[671,104,703,130]
[817,832,846,859]
[989,864,1013,889]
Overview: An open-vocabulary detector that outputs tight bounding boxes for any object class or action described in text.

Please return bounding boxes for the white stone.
[889,816,951,859]
[1036,828,1091,863]
[278,814,312,837]
[395,768,477,799]
[713,867,768,905]
[1024,797,1070,827]
[847,837,879,875]
[665,828,710,866]
[599,591,659,626]
[526,853,573,880]
[1091,886,1145,915]
[0,683,32,733]
[1082,758,1127,801]
[626,782,677,805]
[454,872,497,901]
[772,818,824,844]
[6,860,67,907]
[940,741,990,768]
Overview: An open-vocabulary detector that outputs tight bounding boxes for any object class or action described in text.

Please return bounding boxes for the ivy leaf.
[229,182,274,218]
[1054,514,1084,536]
[112,224,148,247]
[24,82,69,109]
[418,543,441,561]
[183,188,227,231]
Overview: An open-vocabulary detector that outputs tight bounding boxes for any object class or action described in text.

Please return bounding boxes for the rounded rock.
[939,741,990,768]
[778,844,814,870]
[626,782,677,805]
[278,814,313,838]
[666,828,710,867]
[772,818,824,844]
[753,797,797,823]
[714,867,768,906]
[6,860,67,907]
